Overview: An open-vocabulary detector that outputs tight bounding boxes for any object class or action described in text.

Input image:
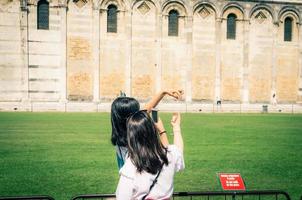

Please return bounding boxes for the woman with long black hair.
[111,90,182,169]
[116,111,184,199]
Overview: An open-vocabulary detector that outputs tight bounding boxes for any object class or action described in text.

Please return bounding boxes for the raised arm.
[171,113,183,152]
[143,90,183,113]
[155,117,169,147]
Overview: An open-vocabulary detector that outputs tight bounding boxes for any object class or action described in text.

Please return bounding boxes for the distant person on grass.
[111,90,182,169]
[116,111,184,200]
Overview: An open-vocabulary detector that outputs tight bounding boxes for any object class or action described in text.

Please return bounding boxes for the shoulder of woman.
[167,145,185,172]
[119,157,136,180]
[167,144,183,155]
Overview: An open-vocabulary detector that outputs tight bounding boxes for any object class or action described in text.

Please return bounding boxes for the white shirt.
[116,145,185,200]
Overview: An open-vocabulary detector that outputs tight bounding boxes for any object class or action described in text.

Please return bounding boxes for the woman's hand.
[164,90,184,100]
[171,112,181,128]
[171,112,183,152]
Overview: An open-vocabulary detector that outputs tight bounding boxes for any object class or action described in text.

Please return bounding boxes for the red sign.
[218,173,246,191]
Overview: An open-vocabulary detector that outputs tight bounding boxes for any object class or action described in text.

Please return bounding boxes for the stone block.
[132,74,155,99]
[29,68,60,79]
[0,41,21,53]
[0,80,22,90]
[0,12,19,26]
[0,67,22,80]
[29,81,58,91]
[276,76,298,102]
[29,30,61,42]
[97,102,112,112]
[192,75,215,100]
[29,92,60,101]
[32,102,65,112]
[0,26,20,40]
[100,73,125,98]
[29,42,61,55]
[0,102,31,112]
[66,102,97,112]
[249,78,271,102]
[67,72,93,101]
[29,54,61,66]
[67,36,92,60]
[0,54,23,66]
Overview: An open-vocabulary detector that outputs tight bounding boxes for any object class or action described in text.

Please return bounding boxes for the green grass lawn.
[0,112,301,200]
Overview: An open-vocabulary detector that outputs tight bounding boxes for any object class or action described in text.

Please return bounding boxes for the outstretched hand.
[165,90,184,100]
[171,112,181,127]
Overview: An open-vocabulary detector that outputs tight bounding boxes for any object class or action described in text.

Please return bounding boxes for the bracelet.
[159,131,166,135]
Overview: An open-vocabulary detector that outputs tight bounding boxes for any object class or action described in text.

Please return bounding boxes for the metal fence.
[0,191,292,200]
[0,195,55,200]
[71,190,291,200]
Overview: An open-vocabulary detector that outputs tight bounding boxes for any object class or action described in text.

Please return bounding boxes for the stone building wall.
[27,0,63,101]
[192,4,216,102]
[0,0,24,101]
[67,0,94,101]
[0,0,302,112]
[99,0,129,100]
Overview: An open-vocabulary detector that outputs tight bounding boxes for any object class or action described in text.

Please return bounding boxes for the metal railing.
[0,195,55,200]
[71,190,291,200]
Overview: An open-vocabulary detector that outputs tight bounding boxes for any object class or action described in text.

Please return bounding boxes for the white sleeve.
[116,158,136,200]
[169,145,185,172]
[116,174,134,200]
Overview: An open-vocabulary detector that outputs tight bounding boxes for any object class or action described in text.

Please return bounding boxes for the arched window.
[284,17,293,42]
[168,10,179,36]
[37,0,49,30]
[107,5,117,33]
[227,14,237,39]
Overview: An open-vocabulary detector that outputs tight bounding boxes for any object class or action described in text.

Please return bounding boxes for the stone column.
[155,13,162,93]
[185,16,193,103]
[271,22,278,104]
[214,18,222,103]
[242,19,250,103]
[125,10,132,96]
[298,22,302,103]
[59,2,67,103]
[20,1,29,102]
[92,4,100,102]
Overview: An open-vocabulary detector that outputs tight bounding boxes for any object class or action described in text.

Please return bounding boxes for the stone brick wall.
[0,0,24,101]
[99,1,128,100]
[248,9,274,103]
[0,0,302,110]
[27,1,62,101]
[131,0,157,100]
[67,1,93,101]
[192,5,216,102]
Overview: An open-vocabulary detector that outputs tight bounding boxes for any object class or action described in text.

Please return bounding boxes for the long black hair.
[111,97,140,147]
[126,111,168,174]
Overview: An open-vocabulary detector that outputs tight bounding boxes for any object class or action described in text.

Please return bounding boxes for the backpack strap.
[141,162,164,200]
[142,149,167,200]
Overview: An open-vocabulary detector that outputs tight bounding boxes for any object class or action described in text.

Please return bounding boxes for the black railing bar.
[172,190,290,198]
[71,190,291,200]
[71,194,115,200]
[0,196,55,200]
